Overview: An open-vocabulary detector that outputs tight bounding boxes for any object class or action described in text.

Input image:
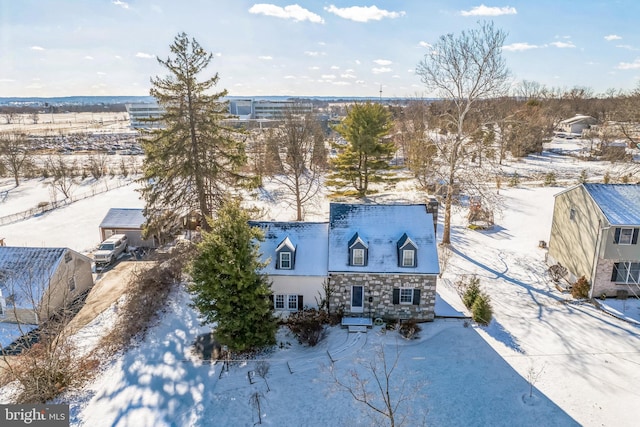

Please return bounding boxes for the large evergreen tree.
[188,201,277,352]
[327,102,395,197]
[139,33,246,233]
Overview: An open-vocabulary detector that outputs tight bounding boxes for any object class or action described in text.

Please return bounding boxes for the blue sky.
[1,0,640,98]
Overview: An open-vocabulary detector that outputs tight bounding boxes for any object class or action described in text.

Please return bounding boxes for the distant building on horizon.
[125,103,164,129]
[228,98,313,120]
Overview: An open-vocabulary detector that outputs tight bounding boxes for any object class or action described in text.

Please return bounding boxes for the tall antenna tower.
[379,84,382,101]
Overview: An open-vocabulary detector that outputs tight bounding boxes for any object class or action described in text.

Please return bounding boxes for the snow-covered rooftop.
[99,208,146,229]
[328,203,439,274]
[584,183,640,225]
[250,221,329,276]
[0,246,66,308]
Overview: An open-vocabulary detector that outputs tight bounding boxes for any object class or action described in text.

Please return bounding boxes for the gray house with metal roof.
[0,247,93,325]
[548,184,640,298]
[253,203,440,321]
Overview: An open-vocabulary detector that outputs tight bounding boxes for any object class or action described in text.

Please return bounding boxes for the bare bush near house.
[0,318,99,403]
[548,264,567,283]
[330,343,426,427]
[255,361,271,392]
[98,240,195,357]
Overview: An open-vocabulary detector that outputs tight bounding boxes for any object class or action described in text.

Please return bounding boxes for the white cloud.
[324,5,405,22]
[341,73,356,79]
[503,42,540,51]
[321,74,336,79]
[305,51,320,56]
[258,55,273,60]
[460,4,517,16]
[372,67,392,74]
[97,72,107,75]
[114,55,123,60]
[617,59,640,70]
[392,74,400,79]
[373,59,392,66]
[605,34,622,41]
[84,56,94,60]
[112,0,129,9]
[0,78,15,82]
[284,75,296,79]
[355,80,365,84]
[308,66,320,70]
[136,52,155,59]
[355,60,361,65]
[550,41,576,48]
[418,41,432,49]
[330,65,340,70]
[249,4,324,23]
[332,81,351,86]
[616,44,638,51]
[31,46,45,51]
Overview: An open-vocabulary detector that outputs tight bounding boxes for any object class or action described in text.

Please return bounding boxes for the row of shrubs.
[459,275,493,326]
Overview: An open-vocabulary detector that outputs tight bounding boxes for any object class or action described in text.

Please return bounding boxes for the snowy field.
[1,146,640,426]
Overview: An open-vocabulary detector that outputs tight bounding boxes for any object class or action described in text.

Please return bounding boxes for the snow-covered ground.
[1,148,640,426]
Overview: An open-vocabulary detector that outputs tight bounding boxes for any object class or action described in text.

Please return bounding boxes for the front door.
[351,285,364,313]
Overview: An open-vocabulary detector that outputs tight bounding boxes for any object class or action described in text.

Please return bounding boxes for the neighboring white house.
[252,203,440,321]
[0,246,93,326]
[554,115,597,137]
[99,208,156,248]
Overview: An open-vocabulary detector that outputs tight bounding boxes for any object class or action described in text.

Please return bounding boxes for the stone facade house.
[254,203,440,321]
[547,184,640,298]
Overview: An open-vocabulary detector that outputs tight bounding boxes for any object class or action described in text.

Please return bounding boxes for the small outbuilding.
[99,208,156,248]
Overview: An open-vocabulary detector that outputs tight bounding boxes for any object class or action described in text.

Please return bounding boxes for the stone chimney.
[425,198,439,237]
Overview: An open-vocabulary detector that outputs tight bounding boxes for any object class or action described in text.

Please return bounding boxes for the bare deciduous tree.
[416,21,510,245]
[0,132,32,186]
[269,106,326,221]
[46,155,76,200]
[330,343,425,427]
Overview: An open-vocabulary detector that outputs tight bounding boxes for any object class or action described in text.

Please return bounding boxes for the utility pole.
[379,84,382,102]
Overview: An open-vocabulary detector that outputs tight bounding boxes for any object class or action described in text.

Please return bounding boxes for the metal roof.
[99,208,146,229]
[584,184,640,226]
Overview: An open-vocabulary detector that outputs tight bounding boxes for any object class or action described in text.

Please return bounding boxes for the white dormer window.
[279,252,292,269]
[352,248,365,266]
[397,233,418,268]
[276,236,296,270]
[348,232,368,267]
[402,249,415,267]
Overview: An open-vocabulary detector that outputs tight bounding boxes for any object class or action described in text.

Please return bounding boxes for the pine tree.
[327,102,396,197]
[189,201,277,352]
[139,33,246,233]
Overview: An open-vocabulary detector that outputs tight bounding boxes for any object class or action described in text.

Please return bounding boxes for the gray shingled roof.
[99,208,146,229]
[328,203,439,274]
[584,184,640,226]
